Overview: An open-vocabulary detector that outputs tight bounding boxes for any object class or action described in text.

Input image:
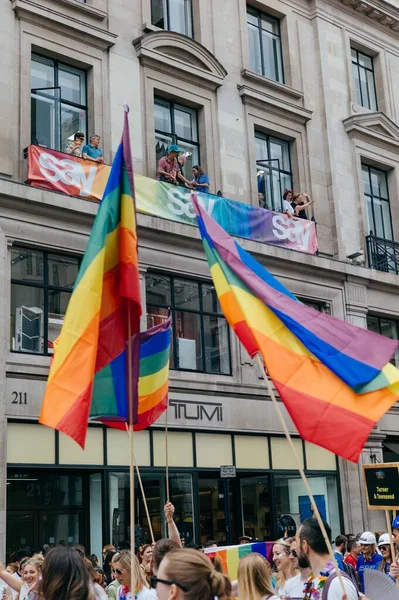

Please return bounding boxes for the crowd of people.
[65,133,104,163]
[2,505,399,600]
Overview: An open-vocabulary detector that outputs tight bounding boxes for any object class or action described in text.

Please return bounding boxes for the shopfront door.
[198,476,235,546]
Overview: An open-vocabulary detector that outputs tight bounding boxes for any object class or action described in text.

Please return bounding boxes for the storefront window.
[241,476,272,540]
[274,474,340,539]
[198,478,235,545]
[170,474,194,544]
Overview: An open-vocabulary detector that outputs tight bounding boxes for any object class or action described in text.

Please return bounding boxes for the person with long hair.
[111,551,155,600]
[40,547,94,600]
[0,556,43,600]
[152,548,230,600]
[377,533,394,577]
[138,546,153,587]
[237,553,278,600]
[103,551,117,587]
[191,166,210,194]
[272,538,298,595]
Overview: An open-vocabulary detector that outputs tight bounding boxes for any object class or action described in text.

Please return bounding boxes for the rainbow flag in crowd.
[40,110,141,447]
[205,542,274,580]
[193,197,399,462]
[90,318,171,430]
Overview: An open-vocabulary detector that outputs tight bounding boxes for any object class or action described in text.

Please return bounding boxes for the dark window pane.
[151,0,165,28]
[48,291,71,353]
[31,89,60,149]
[31,55,54,90]
[247,7,258,27]
[11,249,44,283]
[174,279,200,310]
[366,315,380,334]
[202,284,220,313]
[203,315,230,374]
[59,65,86,105]
[61,105,86,153]
[146,275,171,305]
[11,285,45,353]
[175,311,201,370]
[48,254,79,288]
[155,100,172,133]
[241,477,272,540]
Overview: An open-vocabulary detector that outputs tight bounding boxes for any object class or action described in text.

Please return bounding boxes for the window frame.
[11,247,80,356]
[31,53,88,152]
[246,5,284,84]
[361,164,393,241]
[351,48,378,111]
[367,315,399,367]
[255,131,293,212]
[154,97,200,167]
[151,0,194,38]
[146,273,232,376]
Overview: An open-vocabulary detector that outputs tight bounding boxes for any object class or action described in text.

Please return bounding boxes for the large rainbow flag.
[193,197,399,462]
[204,542,274,579]
[39,110,141,447]
[90,317,171,430]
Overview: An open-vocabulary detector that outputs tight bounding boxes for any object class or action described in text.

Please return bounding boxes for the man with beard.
[282,538,312,598]
[297,519,358,600]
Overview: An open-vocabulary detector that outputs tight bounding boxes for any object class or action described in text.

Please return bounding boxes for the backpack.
[321,569,361,600]
[342,561,361,592]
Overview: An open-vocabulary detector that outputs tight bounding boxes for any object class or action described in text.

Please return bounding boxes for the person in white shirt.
[297,519,358,600]
[280,538,312,598]
[111,551,156,600]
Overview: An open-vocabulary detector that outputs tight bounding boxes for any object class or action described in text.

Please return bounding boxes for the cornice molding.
[343,110,399,150]
[133,31,227,90]
[338,0,399,33]
[241,69,304,101]
[238,84,312,124]
[11,0,117,50]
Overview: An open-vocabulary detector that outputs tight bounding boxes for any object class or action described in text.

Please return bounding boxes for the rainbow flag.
[204,542,274,579]
[39,110,141,447]
[90,317,171,430]
[193,197,399,462]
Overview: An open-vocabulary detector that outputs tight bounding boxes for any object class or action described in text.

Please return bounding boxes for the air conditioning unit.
[15,306,44,353]
[177,338,197,370]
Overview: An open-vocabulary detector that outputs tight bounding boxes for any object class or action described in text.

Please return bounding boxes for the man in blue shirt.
[333,534,347,570]
[356,531,382,592]
[82,135,104,163]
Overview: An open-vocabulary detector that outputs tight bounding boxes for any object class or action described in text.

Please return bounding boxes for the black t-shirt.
[291,201,308,219]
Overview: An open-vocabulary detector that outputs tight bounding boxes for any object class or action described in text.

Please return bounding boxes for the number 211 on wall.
[11,391,27,404]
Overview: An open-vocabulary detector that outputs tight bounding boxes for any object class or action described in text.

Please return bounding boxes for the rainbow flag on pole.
[204,542,274,579]
[90,317,171,430]
[39,110,141,447]
[193,197,399,462]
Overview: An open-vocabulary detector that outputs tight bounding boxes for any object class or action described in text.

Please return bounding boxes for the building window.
[247,6,284,83]
[31,54,87,152]
[351,48,378,111]
[151,0,193,38]
[154,97,199,176]
[256,133,292,212]
[367,316,399,367]
[146,274,231,374]
[362,165,392,241]
[10,248,79,354]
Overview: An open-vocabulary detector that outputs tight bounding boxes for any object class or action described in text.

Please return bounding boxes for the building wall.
[1,0,399,555]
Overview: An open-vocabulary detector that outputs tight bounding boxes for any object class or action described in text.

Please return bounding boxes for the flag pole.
[255,354,347,595]
[165,397,170,502]
[134,453,155,544]
[127,311,135,595]
[385,510,399,587]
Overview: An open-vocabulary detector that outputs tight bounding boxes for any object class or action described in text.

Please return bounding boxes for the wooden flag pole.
[134,453,155,544]
[255,354,347,596]
[126,311,135,596]
[165,397,170,502]
[385,510,399,587]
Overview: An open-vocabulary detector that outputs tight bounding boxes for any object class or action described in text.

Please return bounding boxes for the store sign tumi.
[363,463,399,510]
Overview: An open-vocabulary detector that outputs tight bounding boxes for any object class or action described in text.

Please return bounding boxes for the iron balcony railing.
[366,232,399,275]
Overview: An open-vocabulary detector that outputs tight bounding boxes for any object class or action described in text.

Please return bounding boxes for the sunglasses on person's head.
[150,576,189,592]
[290,549,298,558]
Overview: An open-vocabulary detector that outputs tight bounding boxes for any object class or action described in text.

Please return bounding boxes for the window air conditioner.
[15,306,44,353]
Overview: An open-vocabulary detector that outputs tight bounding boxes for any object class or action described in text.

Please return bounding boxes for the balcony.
[366,233,399,275]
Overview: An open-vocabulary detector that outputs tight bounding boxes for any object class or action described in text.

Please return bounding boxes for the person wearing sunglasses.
[282,539,312,599]
[151,548,230,600]
[377,533,395,579]
[272,538,298,596]
[111,551,156,600]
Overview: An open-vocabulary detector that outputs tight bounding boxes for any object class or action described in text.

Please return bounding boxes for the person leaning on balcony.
[82,135,104,163]
[191,165,210,194]
[282,188,295,218]
[157,144,180,184]
[176,153,194,188]
[292,192,314,219]
[65,132,85,157]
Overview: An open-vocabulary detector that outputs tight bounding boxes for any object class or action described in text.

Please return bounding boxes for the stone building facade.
[0,0,399,558]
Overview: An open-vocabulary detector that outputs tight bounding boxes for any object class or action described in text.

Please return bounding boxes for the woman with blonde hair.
[272,538,298,595]
[0,555,43,600]
[111,551,155,600]
[237,553,278,600]
[152,548,231,600]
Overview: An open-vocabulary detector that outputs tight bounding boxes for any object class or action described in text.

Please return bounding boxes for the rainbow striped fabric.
[39,111,141,447]
[193,197,399,462]
[90,318,171,430]
[204,542,274,579]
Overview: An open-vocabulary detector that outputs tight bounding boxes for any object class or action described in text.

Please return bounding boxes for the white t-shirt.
[282,573,307,598]
[282,200,294,216]
[116,586,157,600]
[311,572,357,600]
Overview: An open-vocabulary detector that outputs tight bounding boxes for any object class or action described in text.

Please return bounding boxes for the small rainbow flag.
[204,542,274,579]
[90,317,171,430]
[193,197,399,462]
[39,110,141,447]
